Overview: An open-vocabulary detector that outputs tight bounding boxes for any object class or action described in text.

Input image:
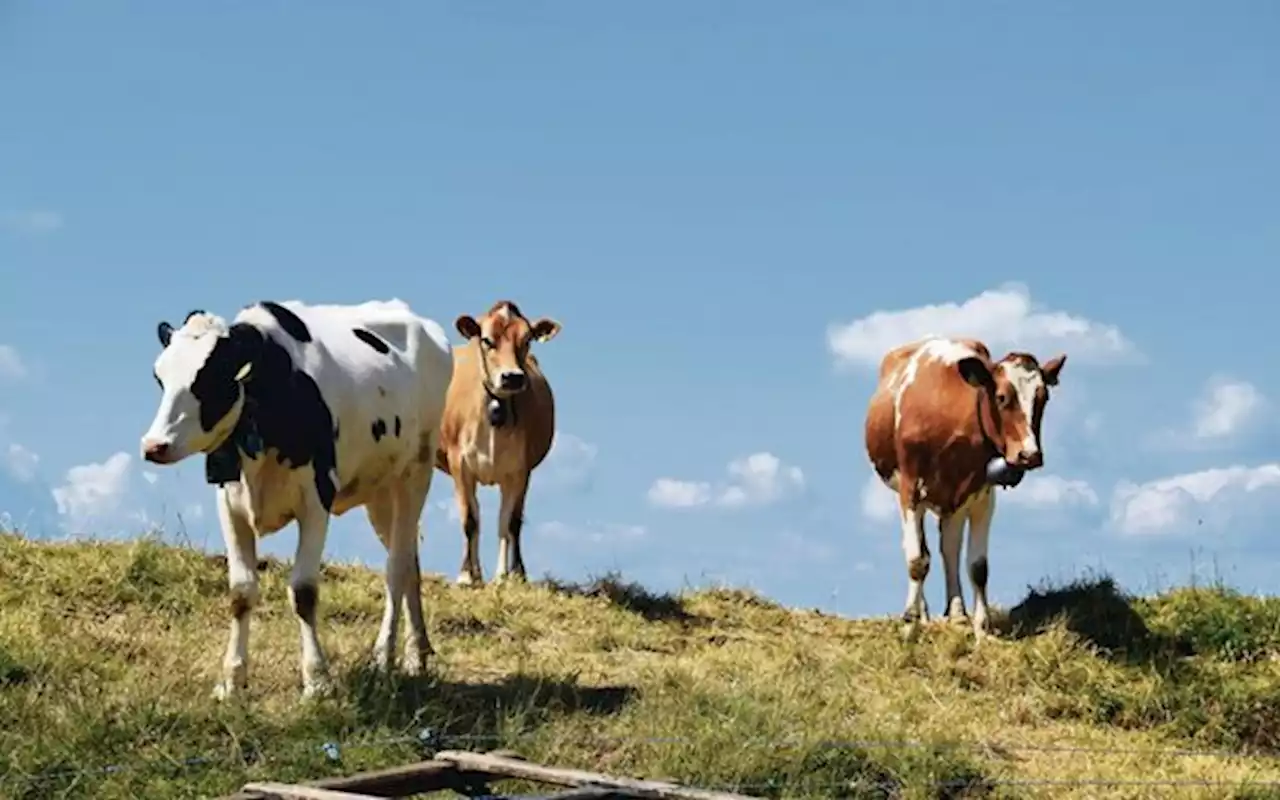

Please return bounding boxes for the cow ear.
[455,315,481,340]
[157,321,174,348]
[957,356,994,390]
[1041,353,1066,386]
[530,317,561,343]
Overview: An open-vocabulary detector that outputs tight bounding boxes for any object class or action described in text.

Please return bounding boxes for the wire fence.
[5,728,1280,796]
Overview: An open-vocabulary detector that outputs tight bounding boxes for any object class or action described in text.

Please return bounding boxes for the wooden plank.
[240,783,385,800]
[221,759,467,800]
[434,750,764,800]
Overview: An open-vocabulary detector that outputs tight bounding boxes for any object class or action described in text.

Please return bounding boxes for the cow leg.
[292,498,333,699]
[495,474,530,583]
[939,511,968,623]
[214,491,258,701]
[366,489,401,673]
[451,464,483,586]
[967,488,996,641]
[373,479,419,673]
[899,499,931,640]
[399,466,434,674]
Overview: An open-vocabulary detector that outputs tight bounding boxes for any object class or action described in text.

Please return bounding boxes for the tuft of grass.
[2,532,1280,799]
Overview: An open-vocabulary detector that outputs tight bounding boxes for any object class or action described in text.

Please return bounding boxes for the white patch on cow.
[900,502,929,628]
[1002,360,1045,456]
[891,338,980,430]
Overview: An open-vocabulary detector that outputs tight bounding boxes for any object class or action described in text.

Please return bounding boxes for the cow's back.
[238,299,451,500]
[865,337,994,512]
[864,341,922,482]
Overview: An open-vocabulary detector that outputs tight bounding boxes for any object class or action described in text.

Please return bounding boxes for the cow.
[863,337,1066,642]
[434,300,561,586]
[139,299,453,700]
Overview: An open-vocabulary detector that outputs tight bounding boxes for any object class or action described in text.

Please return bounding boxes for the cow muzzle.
[141,438,178,465]
[1014,449,1044,469]
[497,370,527,393]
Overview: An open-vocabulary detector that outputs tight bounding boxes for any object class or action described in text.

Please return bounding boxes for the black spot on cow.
[352,327,390,355]
[198,321,338,511]
[394,416,401,437]
[371,419,387,442]
[259,301,312,343]
[970,556,989,590]
[292,582,318,625]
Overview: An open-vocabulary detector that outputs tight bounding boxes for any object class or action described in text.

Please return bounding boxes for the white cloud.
[648,452,804,510]
[0,210,63,236]
[718,453,805,508]
[647,478,712,508]
[0,345,26,381]
[1110,464,1280,536]
[533,520,646,544]
[3,443,40,483]
[826,283,1138,369]
[1192,377,1264,440]
[1002,475,1100,508]
[51,451,133,531]
[860,472,899,522]
[539,432,598,490]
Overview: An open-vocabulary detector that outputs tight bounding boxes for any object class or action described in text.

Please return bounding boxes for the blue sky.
[1,3,1277,617]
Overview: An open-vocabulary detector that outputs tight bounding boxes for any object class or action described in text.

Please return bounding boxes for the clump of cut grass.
[1,531,1280,799]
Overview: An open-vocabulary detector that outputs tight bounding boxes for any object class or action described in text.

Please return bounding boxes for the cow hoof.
[456,572,483,587]
[900,619,923,643]
[212,681,239,702]
[302,675,336,701]
[401,643,431,676]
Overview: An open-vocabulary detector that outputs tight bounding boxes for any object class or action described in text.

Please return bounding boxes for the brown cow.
[864,337,1066,642]
[435,300,561,585]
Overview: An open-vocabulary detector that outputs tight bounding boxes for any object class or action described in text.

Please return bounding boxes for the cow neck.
[205,390,264,486]
[973,387,1007,462]
[476,340,518,429]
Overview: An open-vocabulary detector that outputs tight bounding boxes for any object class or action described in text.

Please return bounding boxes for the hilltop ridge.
[1,531,1279,799]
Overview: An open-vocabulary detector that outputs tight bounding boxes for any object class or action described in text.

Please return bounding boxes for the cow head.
[140,310,260,465]
[957,351,1066,470]
[454,300,561,399]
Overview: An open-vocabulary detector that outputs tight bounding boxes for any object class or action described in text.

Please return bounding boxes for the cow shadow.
[999,573,1192,667]
[339,663,638,744]
[540,572,704,626]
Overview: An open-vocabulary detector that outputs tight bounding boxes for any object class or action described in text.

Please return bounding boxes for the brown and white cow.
[864,337,1066,641]
[435,300,561,585]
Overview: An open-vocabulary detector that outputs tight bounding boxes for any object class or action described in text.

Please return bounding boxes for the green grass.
[2,532,1280,799]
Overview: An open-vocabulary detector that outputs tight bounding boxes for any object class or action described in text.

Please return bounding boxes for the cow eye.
[481,337,495,349]
[997,391,1011,407]
[153,371,163,389]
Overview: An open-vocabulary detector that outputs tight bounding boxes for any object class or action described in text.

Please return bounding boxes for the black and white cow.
[140,299,453,700]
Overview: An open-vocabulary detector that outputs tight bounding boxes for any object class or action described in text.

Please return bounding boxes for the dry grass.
[2,532,1280,799]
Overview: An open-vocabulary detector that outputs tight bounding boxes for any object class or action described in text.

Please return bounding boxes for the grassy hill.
[2,532,1280,799]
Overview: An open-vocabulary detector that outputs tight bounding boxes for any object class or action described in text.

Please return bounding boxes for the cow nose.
[1016,450,1043,469]
[142,439,172,464]
[499,371,527,391]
